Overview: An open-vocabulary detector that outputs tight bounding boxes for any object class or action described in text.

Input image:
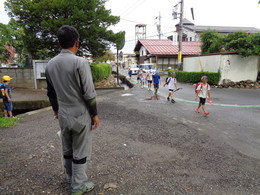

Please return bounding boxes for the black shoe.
[171,99,175,103]
[167,97,170,101]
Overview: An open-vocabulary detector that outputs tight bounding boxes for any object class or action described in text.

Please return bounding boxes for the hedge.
[90,62,112,82]
[168,70,220,85]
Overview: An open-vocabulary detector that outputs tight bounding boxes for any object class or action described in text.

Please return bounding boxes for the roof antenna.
[191,8,195,20]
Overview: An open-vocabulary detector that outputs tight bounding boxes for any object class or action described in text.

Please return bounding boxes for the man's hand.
[91,115,100,130]
[54,111,58,119]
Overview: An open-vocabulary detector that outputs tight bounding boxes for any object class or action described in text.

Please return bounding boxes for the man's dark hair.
[57,25,79,49]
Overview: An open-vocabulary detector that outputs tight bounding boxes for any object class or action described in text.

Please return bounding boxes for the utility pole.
[178,0,184,67]
[158,12,161,39]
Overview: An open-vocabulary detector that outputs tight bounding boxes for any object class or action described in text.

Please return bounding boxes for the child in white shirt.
[196,75,211,116]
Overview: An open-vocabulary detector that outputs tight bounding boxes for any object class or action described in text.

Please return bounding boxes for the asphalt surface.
[0,75,260,194]
[123,70,260,160]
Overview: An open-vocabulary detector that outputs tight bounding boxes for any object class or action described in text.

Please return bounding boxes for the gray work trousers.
[58,109,93,192]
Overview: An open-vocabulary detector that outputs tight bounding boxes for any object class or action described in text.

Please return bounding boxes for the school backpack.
[195,82,209,94]
[0,83,5,99]
[165,77,172,84]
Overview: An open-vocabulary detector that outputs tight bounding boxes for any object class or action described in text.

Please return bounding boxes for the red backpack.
[195,82,209,94]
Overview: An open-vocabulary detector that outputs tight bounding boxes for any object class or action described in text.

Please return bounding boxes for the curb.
[96,87,125,90]
[16,106,53,118]
[15,88,123,118]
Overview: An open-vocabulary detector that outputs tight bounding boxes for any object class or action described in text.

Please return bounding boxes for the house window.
[170,58,177,64]
[163,58,169,64]
[151,57,156,63]
[158,58,163,64]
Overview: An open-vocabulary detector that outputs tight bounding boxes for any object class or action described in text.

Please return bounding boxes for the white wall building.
[183,53,260,84]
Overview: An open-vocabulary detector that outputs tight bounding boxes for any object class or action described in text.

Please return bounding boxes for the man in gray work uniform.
[46,25,100,195]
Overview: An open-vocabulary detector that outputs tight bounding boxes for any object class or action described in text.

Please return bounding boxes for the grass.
[0,117,20,128]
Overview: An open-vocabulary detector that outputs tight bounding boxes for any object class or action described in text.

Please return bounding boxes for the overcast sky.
[1,0,260,54]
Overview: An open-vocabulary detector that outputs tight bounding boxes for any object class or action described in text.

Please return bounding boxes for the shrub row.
[168,70,220,85]
[90,62,112,82]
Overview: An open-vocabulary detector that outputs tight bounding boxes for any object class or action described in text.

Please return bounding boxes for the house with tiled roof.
[133,39,201,70]
[134,19,260,70]
[170,18,260,42]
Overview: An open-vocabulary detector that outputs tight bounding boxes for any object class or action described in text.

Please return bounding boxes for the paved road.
[121,69,260,160]
[1,86,260,194]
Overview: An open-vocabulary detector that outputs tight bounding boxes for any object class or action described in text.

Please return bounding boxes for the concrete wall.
[183,54,259,84]
[0,67,47,89]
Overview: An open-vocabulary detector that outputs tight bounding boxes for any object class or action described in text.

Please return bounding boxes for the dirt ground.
[0,88,259,195]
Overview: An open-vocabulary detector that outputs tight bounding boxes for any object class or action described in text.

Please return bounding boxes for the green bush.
[90,62,112,82]
[168,70,220,85]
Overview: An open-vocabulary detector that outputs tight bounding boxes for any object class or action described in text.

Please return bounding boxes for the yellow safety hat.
[2,75,12,81]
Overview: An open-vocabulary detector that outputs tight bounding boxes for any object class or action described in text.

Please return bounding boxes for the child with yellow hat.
[2,75,13,118]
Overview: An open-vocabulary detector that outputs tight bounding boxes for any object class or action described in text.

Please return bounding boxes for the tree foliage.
[0,23,10,63]
[200,30,260,57]
[97,50,115,62]
[5,0,125,59]
[200,30,223,54]
[0,19,25,63]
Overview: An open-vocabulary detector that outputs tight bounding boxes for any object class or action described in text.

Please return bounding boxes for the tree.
[7,19,25,62]
[200,30,260,57]
[223,32,253,57]
[0,23,10,63]
[97,50,115,62]
[0,46,10,63]
[200,30,223,54]
[250,33,260,55]
[5,0,125,59]
[0,20,26,63]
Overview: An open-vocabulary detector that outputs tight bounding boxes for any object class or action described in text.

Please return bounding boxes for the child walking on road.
[152,71,160,95]
[136,70,140,84]
[140,70,147,88]
[128,68,132,80]
[147,69,153,91]
[196,75,211,116]
[164,72,177,103]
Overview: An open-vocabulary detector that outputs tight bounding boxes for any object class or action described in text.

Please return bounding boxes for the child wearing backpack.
[164,72,177,103]
[195,75,210,116]
[0,82,5,98]
[2,75,13,118]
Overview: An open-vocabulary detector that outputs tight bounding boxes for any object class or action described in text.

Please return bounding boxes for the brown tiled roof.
[185,25,260,33]
[134,39,201,55]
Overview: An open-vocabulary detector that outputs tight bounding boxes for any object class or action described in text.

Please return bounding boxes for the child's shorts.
[199,97,206,105]
[3,101,13,111]
[169,89,174,93]
[154,83,159,88]
[140,78,145,82]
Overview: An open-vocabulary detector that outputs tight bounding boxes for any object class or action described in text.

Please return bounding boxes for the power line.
[116,0,140,16]
[124,30,174,42]
[121,0,147,18]
[120,18,155,26]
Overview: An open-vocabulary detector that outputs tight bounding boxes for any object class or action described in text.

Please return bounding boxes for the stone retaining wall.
[0,67,46,89]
